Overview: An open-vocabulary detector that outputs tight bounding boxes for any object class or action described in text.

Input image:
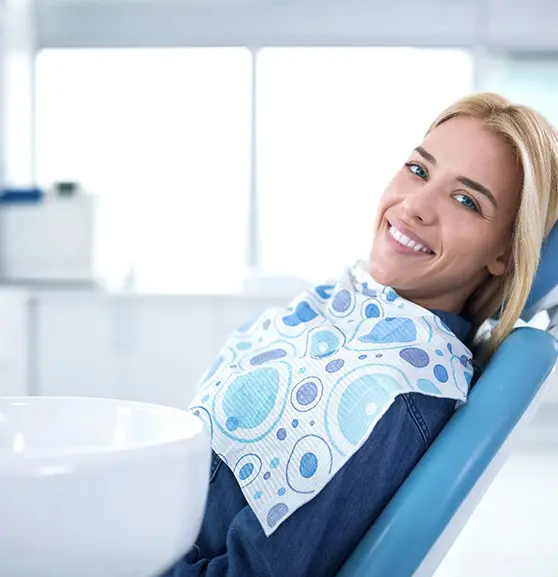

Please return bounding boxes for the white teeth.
[389,225,431,253]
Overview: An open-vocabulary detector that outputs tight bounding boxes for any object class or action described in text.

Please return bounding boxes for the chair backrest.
[523,223,558,321]
[338,224,558,577]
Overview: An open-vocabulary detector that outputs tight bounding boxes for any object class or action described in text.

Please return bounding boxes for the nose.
[400,184,438,225]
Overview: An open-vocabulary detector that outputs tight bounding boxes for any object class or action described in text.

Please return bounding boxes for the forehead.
[421,116,521,199]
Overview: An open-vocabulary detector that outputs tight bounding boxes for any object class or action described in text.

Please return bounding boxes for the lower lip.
[385,223,433,256]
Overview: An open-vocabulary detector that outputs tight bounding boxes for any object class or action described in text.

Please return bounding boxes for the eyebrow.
[415,146,437,166]
[414,146,498,208]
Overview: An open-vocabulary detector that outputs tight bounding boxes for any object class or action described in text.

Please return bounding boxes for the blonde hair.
[427,93,558,358]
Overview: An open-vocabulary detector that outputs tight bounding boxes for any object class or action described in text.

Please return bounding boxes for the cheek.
[441,220,500,266]
[375,177,402,214]
[383,173,405,197]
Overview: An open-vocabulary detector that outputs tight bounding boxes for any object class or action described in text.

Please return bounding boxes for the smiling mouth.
[386,221,435,255]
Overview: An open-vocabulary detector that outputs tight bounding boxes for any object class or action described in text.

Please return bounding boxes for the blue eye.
[454,193,479,213]
[405,162,428,180]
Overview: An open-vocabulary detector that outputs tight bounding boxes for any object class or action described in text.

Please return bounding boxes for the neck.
[394,286,471,317]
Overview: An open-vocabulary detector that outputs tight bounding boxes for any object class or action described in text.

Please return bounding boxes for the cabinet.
[0,289,29,397]
[33,292,284,408]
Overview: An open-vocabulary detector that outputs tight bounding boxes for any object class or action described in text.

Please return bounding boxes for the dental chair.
[338,223,558,577]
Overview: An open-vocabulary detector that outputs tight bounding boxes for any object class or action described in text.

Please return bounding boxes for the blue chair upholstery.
[338,224,558,577]
[523,223,558,321]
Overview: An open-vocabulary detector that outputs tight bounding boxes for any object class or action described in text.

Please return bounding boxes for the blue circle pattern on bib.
[189,264,474,535]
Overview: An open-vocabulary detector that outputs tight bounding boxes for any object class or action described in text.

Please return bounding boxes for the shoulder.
[363,392,457,460]
[396,392,457,449]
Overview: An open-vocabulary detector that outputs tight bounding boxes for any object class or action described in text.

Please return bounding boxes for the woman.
[163,93,558,576]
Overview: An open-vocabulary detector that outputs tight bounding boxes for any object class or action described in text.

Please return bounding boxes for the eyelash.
[404,161,481,214]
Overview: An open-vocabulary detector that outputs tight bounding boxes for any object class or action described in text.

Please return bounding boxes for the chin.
[367,255,397,288]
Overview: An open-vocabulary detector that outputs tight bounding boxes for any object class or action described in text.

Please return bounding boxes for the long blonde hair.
[426,93,558,358]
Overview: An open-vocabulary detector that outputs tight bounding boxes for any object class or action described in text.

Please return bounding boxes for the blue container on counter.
[0,187,44,204]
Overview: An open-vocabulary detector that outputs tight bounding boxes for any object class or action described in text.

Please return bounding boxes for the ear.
[487,249,511,277]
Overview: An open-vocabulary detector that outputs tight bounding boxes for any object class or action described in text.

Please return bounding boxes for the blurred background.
[0,0,556,575]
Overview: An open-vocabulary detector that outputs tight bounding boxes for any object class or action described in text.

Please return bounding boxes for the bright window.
[256,47,474,282]
[483,53,558,127]
[36,47,475,293]
[35,48,252,293]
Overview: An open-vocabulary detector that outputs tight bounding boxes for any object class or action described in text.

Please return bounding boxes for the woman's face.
[369,115,521,315]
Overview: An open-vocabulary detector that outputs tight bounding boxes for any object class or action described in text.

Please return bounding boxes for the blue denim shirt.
[162,311,472,577]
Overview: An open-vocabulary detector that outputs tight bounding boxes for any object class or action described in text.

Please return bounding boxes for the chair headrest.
[522,222,558,321]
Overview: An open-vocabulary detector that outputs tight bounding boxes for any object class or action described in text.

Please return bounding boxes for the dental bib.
[189,262,474,536]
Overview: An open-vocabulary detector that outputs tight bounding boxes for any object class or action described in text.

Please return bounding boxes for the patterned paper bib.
[189,262,474,536]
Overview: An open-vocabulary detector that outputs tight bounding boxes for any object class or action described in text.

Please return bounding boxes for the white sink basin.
[0,397,211,577]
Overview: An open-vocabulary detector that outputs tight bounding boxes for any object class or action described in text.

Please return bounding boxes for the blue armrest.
[338,327,558,577]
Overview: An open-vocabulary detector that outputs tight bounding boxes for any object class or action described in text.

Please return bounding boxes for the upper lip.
[387,218,435,253]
